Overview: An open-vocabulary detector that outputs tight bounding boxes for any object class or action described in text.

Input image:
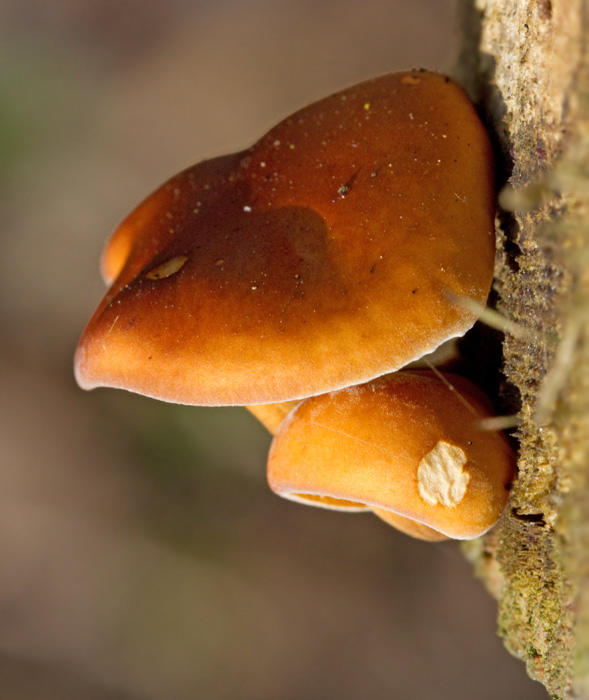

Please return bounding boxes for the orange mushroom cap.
[267,370,514,540]
[75,71,495,406]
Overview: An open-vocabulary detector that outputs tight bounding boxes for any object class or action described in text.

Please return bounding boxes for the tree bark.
[454,1,589,697]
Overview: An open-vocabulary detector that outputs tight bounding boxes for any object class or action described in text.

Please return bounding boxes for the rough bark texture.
[453,1,589,697]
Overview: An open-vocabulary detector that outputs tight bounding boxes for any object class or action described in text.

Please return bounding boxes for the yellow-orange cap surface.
[75,71,495,405]
[267,371,514,540]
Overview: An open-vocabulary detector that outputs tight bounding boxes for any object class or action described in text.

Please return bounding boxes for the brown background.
[0,1,547,698]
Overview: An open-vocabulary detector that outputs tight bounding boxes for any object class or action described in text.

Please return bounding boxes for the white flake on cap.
[417,440,470,507]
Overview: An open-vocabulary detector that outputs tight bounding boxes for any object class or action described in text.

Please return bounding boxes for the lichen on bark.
[454,0,589,697]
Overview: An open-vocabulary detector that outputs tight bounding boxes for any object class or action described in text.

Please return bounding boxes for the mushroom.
[267,370,515,540]
[75,70,495,407]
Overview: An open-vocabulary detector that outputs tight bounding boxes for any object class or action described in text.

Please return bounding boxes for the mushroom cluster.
[75,70,514,541]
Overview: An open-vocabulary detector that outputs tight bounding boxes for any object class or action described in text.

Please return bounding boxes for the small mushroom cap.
[75,71,495,405]
[267,370,514,540]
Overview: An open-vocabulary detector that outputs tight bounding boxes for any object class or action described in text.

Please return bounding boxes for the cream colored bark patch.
[417,440,469,507]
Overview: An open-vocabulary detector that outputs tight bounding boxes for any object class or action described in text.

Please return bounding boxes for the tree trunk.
[454,1,589,697]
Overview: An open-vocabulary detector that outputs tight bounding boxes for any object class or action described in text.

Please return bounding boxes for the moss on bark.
[454,1,589,697]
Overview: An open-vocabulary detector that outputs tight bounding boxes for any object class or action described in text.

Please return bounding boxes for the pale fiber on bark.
[455,1,589,697]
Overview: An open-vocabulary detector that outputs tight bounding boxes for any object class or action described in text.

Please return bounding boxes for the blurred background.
[0,1,547,698]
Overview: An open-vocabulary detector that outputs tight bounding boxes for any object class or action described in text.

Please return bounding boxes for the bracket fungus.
[75,71,508,541]
[267,371,515,541]
[75,70,495,407]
